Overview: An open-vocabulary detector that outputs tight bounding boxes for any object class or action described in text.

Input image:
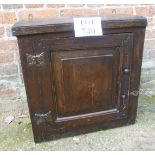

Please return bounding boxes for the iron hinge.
[130,90,139,97]
[26,52,46,67]
[34,111,53,125]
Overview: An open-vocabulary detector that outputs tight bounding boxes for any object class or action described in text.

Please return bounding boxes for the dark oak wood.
[12,15,147,142]
[12,15,147,36]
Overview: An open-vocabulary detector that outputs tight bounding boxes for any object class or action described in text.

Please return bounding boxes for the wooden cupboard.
[12,15,147,142]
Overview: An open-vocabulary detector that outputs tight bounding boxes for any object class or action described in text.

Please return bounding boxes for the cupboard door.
[32,33,133,138]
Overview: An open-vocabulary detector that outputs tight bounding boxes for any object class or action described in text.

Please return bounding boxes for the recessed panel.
[53,48,120,118]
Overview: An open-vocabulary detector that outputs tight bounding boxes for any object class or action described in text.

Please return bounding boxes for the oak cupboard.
[12,15,147,142]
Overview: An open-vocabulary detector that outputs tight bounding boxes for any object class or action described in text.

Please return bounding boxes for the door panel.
[32,33,133,133]
[53,48,120,118]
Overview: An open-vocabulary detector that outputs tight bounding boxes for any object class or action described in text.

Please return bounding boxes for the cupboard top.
[12,15,147,36]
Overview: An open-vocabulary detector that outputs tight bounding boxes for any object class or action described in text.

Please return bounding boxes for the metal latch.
[26,52,45,67]
[34,111,52,125]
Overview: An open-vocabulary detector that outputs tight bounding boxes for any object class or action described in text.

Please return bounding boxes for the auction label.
[74,17,103,37]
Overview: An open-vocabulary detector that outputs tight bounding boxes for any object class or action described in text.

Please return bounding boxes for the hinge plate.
[130,90,139,96]
[26,52,46,67]
[34,111,53,125]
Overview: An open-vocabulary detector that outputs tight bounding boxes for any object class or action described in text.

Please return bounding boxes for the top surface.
[12,15,147,36]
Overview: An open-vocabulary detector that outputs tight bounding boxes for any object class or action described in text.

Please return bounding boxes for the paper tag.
[74,17,103,37]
